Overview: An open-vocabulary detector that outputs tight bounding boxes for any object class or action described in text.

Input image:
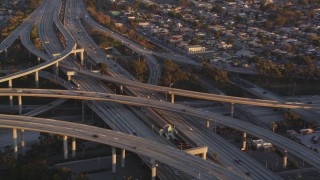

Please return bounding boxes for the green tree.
[275,15,286,26]
[133,57,148,82]
[75,173,89,180]
[271,122,278,133]
[265,20,273,29]
[213,152,218,162]
[97,62,109,75]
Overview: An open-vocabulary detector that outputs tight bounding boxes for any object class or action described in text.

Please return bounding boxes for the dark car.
[92,134,99,138]
[235,159,243,164]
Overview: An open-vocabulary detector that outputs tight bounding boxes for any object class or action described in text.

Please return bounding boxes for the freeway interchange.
[1,88,320,172]
[0,0,319,179]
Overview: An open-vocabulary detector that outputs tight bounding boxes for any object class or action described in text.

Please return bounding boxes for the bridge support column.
[112,146,116,173]
[13,128,18,159]
[151,158,157,180]
[21,129,25,156]
[80,51,84,66]
[63,135,68,160]
[72,137,76,158]
[283,149,288,169]
[82,100,85,123]
[4,48,7,57]
[120,85,123,94]
[18,96,22,115]
[202,152,207,160]
[55,62,59,76]
[35,71,39,88]
[171,93,174,104]
[231,102,235,117]
[206,120,210,128]
[8,80,13,107]
[241,131,246,151]
[121,149,125,168]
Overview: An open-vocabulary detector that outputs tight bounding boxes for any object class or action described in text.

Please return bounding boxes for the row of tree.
[160,59,207,92]
[255,56,320,82]
[201,63,230,86]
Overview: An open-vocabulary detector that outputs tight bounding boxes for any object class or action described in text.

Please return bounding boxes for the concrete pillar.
[4,48,7,57]
[171,93,174,104]
[63,135,68,160]
[72,137,76,158]
[231,102,235,117]
[283,149,288,169]
[74,52,77,59]
[80,51,84,65]
[202,152,207,160]
[241,131,247,151]
[8,80,13,107]
[37,57,41,63]
[120,85,123,94]
[18,96,22,115]
[67,75,71,81]
[35,71,39,88]
[151,158,157,180]
[82,100,85,123]
[112,146,116,173]
[13,128,18,159]
[121,149,125,168]
[21,129,25,156]
[55,62,59,76]
[206,120,210,128]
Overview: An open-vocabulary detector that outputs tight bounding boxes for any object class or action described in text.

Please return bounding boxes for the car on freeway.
[235,159,243,164]
[174,170,179,176]
[92,134,99,138]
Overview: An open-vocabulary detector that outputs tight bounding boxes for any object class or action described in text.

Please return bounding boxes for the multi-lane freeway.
[0,0,319,179]
[0,114,243,180]
[1,88,320,172]
[72,69,320,110]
